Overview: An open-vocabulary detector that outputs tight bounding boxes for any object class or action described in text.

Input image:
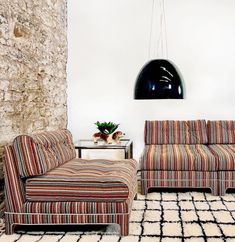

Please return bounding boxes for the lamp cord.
[148,0,169,60]
[148,0,155,60]
[162,0,168,59]
[160,0,164,58]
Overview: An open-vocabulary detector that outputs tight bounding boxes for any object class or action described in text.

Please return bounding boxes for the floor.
[0,191,235,242]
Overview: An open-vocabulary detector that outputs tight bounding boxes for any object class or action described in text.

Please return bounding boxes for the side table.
[74,139,133,159]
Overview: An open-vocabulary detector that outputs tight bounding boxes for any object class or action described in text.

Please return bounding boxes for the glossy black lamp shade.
[134,59,184,99]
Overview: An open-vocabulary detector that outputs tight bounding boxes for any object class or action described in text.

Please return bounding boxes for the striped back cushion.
[207,120,235,144]
[144,120,208,144]
[13,129,76,178]
[4,145,26,212]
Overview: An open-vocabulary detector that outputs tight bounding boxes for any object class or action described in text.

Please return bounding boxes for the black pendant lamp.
[134,59,184,99]
[134,0,184,100]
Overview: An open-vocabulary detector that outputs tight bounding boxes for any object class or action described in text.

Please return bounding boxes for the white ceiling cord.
[148,0,168,60]
[162,0,168,59]
[148,0,155,60]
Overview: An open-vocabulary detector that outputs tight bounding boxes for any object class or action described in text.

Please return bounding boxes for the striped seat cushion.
[145,120,207,144]
[208,145,235,170]
[13,129,76,178]
[25,158,137,202]
[207,120,235,144]
[140,144,217,171]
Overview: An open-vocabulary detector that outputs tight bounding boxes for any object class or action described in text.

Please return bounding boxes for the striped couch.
[4,129,137,236]
[140,120,235,196]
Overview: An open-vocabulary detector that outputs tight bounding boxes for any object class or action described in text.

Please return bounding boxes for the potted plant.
[93,121,124,144]
[95,121,119,134]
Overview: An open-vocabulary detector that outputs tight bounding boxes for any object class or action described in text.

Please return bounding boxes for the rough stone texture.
[0,0,68,218]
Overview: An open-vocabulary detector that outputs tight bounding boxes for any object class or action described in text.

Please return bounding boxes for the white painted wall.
[67,0,235,160]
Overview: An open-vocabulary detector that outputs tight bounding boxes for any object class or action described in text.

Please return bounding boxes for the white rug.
[0,192,235,242]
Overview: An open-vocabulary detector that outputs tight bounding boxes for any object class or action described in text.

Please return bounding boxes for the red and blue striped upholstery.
[207,120,235,144]
[141,120,235,196]
[219,171,235,195]
[145,120,208,145]
[25,158,137,202]
[4,146,25,212]
[13,129,76,177]
[23,200,129,214]
[140,144,217,171]
[5,212,131,236]
[4,129,137,236]
[141,170,218,195]
[208,145,235,170]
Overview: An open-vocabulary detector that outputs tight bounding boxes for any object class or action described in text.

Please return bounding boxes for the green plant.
[95,121,119,134]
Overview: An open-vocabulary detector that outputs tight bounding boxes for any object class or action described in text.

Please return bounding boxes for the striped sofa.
[140,120,235,196]
[4,129,137,236]
[207,120,235,195]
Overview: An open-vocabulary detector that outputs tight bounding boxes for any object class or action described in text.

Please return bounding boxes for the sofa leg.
[219,191,226,197]
[140,180,148,195]
[211,186,219,196]
[140,188,146,195]
[5,222,14,235]
[218,186,226,197]
[211,190,218,196]
[119,215,129,236]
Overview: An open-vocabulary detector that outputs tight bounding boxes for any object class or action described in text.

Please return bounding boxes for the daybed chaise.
[4,129,137,236]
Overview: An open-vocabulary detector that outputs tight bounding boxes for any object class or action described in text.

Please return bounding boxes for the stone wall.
[0,0,68,218]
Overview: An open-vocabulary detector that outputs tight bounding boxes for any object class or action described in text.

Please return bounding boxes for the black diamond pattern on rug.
[0,192,235,242]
